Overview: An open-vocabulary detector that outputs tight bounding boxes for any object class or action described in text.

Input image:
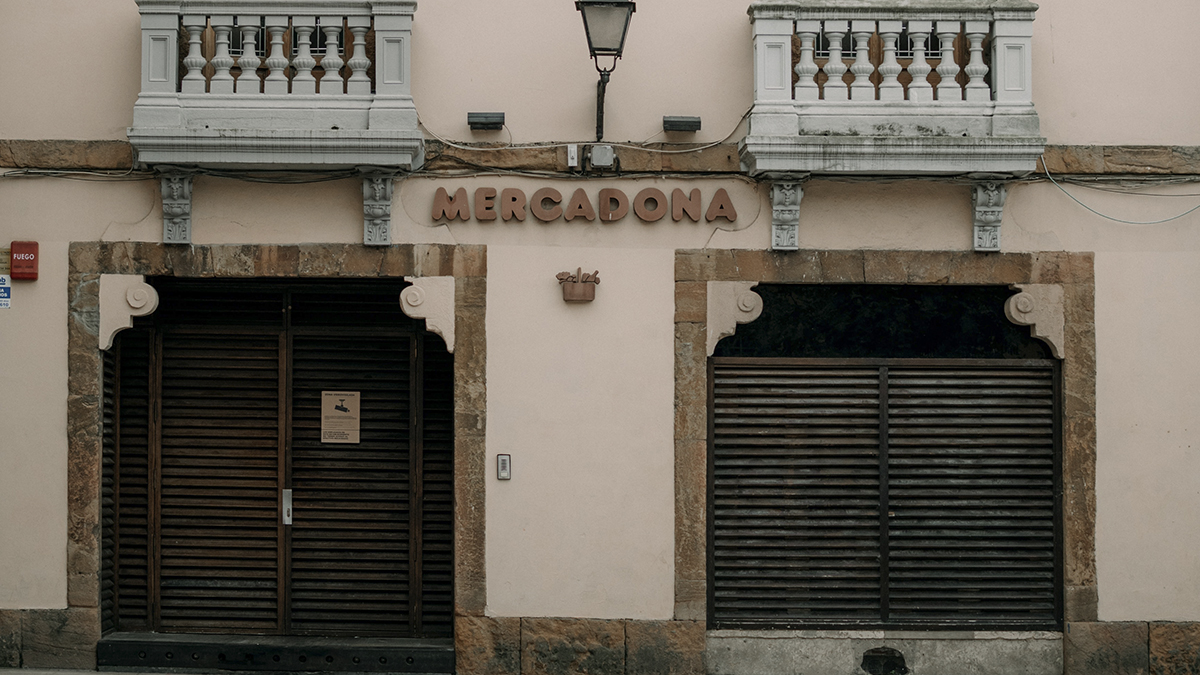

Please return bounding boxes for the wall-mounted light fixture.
[575,1,635,141]
[468,112,505,131]
[663,116,701,133]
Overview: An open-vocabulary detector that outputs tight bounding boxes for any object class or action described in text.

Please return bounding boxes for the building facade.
[1,0,1198,673]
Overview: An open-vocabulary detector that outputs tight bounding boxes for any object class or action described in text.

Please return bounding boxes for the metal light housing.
[575,1,636,61]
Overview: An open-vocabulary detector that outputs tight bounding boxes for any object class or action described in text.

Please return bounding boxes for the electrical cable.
[1040,155,1200,225]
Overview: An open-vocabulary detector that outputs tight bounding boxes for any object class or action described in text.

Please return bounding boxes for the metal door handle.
[282,489,292,525]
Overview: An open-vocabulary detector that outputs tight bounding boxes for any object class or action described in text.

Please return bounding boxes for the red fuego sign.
[10,241,38,280]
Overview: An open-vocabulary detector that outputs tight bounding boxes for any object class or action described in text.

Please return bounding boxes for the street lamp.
[575,0,636,141]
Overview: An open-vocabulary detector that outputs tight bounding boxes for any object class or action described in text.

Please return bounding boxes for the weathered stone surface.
[459,276,487,308]
[67,393,101,578]
[67,572,99,609]
[21,608,100,669]
[454,435,487,617]
[817,250,865,282]
[627,620,705,675]
[675,250,716,282]
[1040,145,1200,175]
[380,244,416,277]
[675,282,706,324]
[414,244,453,277]
[661,145,740,173]
[730,250,771,282]
[1062,412,1097,590]
[457,616,521,675]
[251,245,300,276]
[674,579,706,622]
[454,244,488,278]
[1150,623,1200,675]
[1042,146,1106,175]
[675,438,707,584]
[901,250,954,283]
[1065,586,1100,623]
[1064,282,1097,327]
[0,611,20,667]
[522,618,625,675]
[615,146,662,172]
[773,250,821,282]
[425,141,561,172]
[863,251,908,283]
[1031,251,1069,284]
[340,245,385,276]
[1066,622,1148,675]
[0,139,134,169]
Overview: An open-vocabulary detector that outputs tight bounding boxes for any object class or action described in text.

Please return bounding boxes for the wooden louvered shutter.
[710,362,883,626]
[710,358,1060,630]
[157,330,283,632]
[288,331,413,636]
[885,365,1058,624]
[418,336,455,638]
[114,329,154,630]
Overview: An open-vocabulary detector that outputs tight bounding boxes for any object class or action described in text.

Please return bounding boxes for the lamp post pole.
[596,69,610,141]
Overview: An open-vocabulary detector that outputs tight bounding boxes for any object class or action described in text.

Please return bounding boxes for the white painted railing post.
[749,15,799,135]
[849,20,875,101]
[794,20,820,101]
[369,2,418,129]
[209,16,236,94]
[822,21,849,101]
[935,22,962,101]
[346,17,372,95]
[133,1,185,128]
[991,14,1037,134]
[236,17,261,94]
[292,16,318,95]
[877,20,904,101]
[180,16,207,94]
[964,20,991,102]
[263,16,290,94]
[907,21,934,102]
[319,16,345,95]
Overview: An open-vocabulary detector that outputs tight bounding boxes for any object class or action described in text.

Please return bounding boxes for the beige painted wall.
[1093,253,1200,621]
[5,0,1200,145]
[484,245,676,619]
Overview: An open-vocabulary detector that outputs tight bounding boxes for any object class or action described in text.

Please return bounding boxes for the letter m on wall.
[432,187,470,221]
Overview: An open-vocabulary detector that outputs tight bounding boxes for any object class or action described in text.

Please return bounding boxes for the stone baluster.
[935,22,962,101]
[849,21,875,100]
[822,21,849,101]
[209,16,235,94]
[794,21,820,101]
[292,16,318,94]
[964,21,991,102]
[263,16,290,94]
[906,21,934,102]
[877,21,904,101]
[319,17,345,95]
[346,17,372,95]
[235,16,261,94]
[181,17,207,94]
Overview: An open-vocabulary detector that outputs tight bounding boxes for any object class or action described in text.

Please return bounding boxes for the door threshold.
[97,633,454,673]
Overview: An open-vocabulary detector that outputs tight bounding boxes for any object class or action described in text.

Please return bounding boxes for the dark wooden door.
[102,282,453,639]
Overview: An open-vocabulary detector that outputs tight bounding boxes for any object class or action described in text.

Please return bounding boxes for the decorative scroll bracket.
[972,180,1007,252]
[770,181,803,251]
[363,171,397,246]
[707,281,764,356]
[400,276,456,353]
[161,172,193,244]
[1005,284,1065,359]
[99,275,160,350]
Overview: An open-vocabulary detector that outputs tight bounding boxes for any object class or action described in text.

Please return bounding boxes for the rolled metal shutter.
[710,358,1060,630]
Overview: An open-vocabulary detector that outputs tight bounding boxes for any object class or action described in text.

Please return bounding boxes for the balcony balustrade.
[129,0,422,170]
[741,0,1045,176]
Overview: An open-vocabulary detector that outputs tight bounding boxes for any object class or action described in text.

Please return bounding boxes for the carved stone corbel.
[161,173,193,244]
[363,172,397,246]
[99,275,160,350]
[972,181,1007,252]
[400,276,455,353]
[707,281,764,356]
[1005,284,1065,359]
[770,181,803,251]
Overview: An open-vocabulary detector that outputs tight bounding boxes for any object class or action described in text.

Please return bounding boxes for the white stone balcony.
[740,0,1044,176]
[129,0,422,170]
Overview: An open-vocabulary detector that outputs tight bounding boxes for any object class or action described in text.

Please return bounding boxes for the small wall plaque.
[557,267,600,303]
[321,391,361,444]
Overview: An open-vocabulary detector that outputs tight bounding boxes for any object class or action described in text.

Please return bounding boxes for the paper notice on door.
[321,391,361,444]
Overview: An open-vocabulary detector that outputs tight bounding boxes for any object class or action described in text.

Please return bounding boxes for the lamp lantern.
[575,0,635,141]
